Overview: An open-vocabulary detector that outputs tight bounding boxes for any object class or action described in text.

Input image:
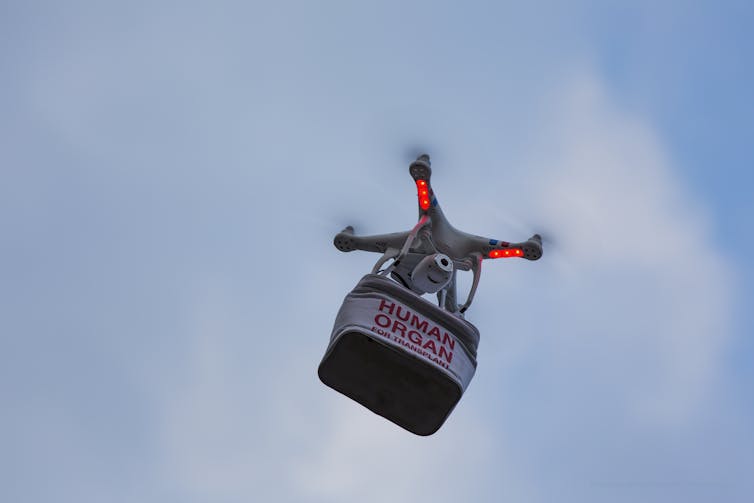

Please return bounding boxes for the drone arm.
[334,227,412,254]
[465,233,543,261]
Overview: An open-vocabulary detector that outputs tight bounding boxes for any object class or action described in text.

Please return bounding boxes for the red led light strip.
[489,248,523,259]
[416,179,431,210]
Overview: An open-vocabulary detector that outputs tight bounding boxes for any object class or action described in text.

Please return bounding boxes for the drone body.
[319,154,542,435]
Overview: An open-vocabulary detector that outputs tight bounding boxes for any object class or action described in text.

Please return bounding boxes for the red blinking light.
[489,248,523,259]
[416,179,431,210]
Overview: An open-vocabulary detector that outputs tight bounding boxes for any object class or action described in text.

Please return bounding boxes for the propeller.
[402,144,437,165]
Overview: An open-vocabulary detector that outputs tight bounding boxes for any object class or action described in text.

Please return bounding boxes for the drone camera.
[410,253,454,293]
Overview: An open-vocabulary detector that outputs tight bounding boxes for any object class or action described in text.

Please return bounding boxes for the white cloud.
[526,72,732,424]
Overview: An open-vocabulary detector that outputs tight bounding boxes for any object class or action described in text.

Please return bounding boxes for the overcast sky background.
[2,1,753,502]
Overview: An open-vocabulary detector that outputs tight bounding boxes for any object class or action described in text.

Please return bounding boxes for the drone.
[333,153,542,314]
[319,154,543,436]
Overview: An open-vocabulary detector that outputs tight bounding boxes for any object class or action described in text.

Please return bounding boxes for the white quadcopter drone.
[319,154,543,436]
[333,153,542,314]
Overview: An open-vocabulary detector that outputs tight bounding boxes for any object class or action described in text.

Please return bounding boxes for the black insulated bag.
[318,274,480,435]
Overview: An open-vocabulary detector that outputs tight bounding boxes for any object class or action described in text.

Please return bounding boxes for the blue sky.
[2,2,753,502]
